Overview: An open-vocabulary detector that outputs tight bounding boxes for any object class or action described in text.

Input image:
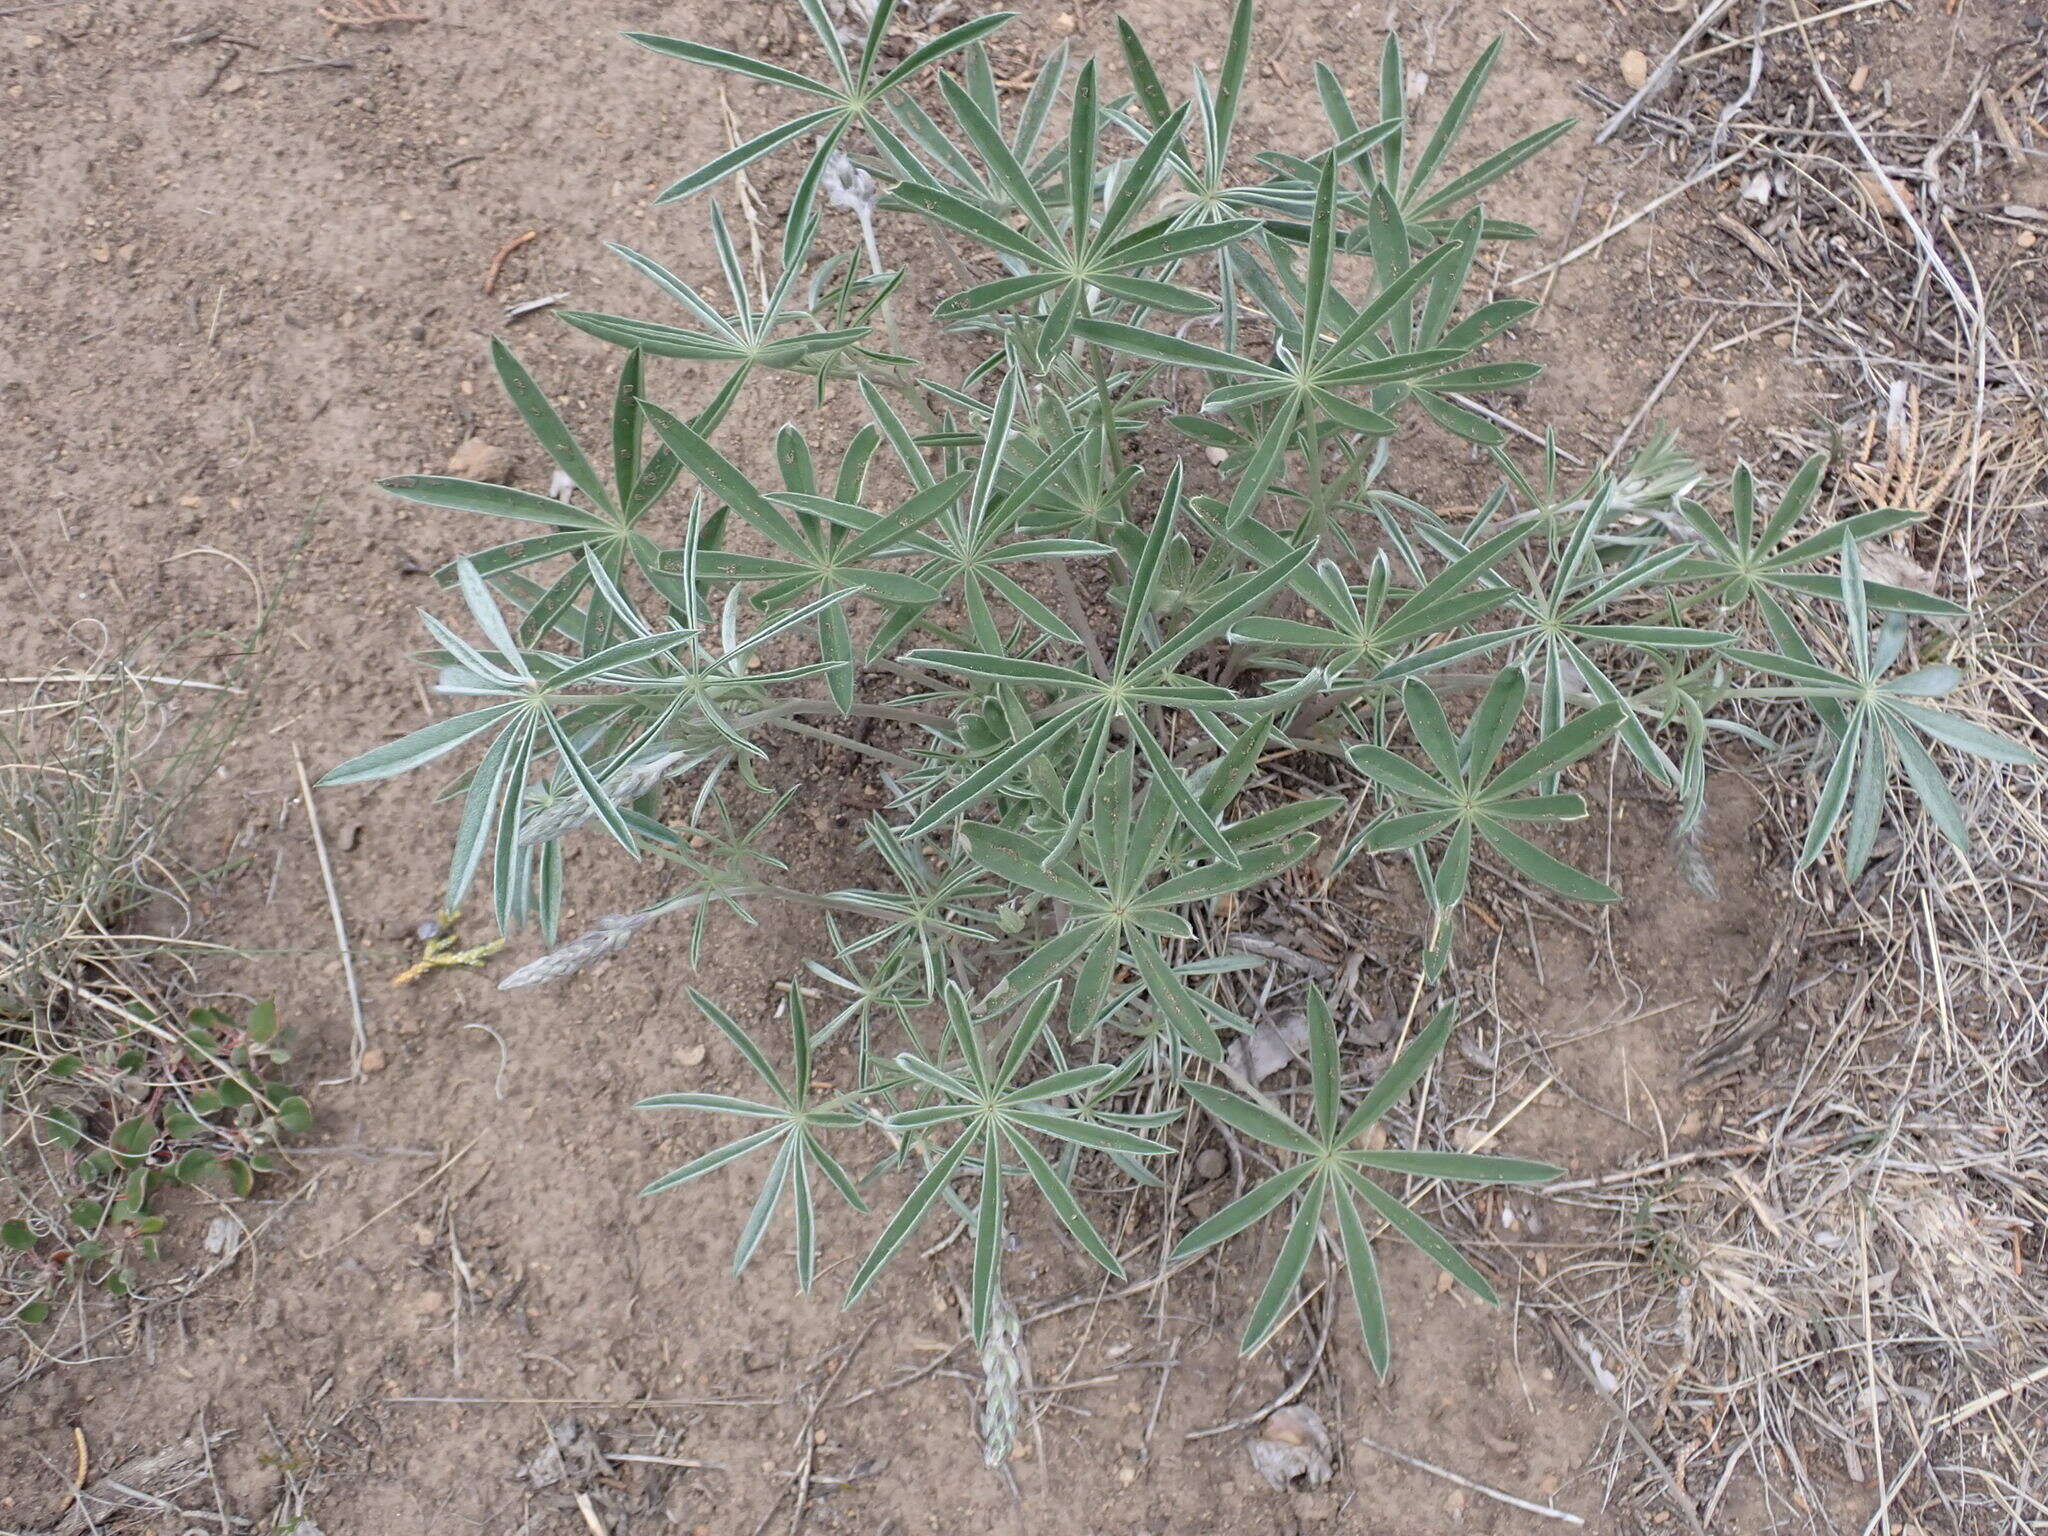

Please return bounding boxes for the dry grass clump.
[1,646,264,1350]
[1577,1065,2041,1528]
[0,663,209,1047]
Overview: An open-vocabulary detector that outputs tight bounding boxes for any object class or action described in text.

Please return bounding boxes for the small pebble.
[360,1048,388,1073]
[447,439,514,483]
[1619,48,1649,89]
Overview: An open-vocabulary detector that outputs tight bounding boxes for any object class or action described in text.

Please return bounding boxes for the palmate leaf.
[629,0,1017,259]
[805,934,933,1066]
[1670,454,1965,621]
[1072,156,1535,519]
[325,537,839,938]
[1730,541,2039,877]
[1225,518,1534,686]
[641,405,963,707]
[321,561,717,928]
[562,209,875,384]
[1305,33,1575,244]
[862,368,1108,652]
[878,35,1069,204]
[845,983,1173,1343]
[903,470,1317,852]
[638,986,866,1291]
[1173,990,1557,1370]
[897,68,1260,360]
[963,753,1336,1058]
[394,341,730,626]
[1347,669,1625,950]
[826,817,1004,992]
[1114,0,1293,350]
[597,786,801,969]
[1415,486,1733,784]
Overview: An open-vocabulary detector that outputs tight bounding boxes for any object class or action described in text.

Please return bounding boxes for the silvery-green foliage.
[323,2,2036,1365]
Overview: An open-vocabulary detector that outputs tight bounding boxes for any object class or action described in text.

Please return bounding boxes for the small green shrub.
[324,3,2033,1370]
[3,999,304,1317]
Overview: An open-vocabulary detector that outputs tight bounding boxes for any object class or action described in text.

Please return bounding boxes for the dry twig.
[483,229,540,297]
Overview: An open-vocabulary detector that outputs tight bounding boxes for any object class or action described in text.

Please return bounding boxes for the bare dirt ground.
[3,1,2042,1533]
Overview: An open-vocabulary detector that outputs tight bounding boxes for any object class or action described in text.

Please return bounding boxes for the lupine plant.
[323,2,2035,1390]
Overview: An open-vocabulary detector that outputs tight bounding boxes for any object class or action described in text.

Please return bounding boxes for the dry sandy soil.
[1,1,2039,1533]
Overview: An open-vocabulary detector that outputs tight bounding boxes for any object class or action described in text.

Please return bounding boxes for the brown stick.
[483,229,539,297]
